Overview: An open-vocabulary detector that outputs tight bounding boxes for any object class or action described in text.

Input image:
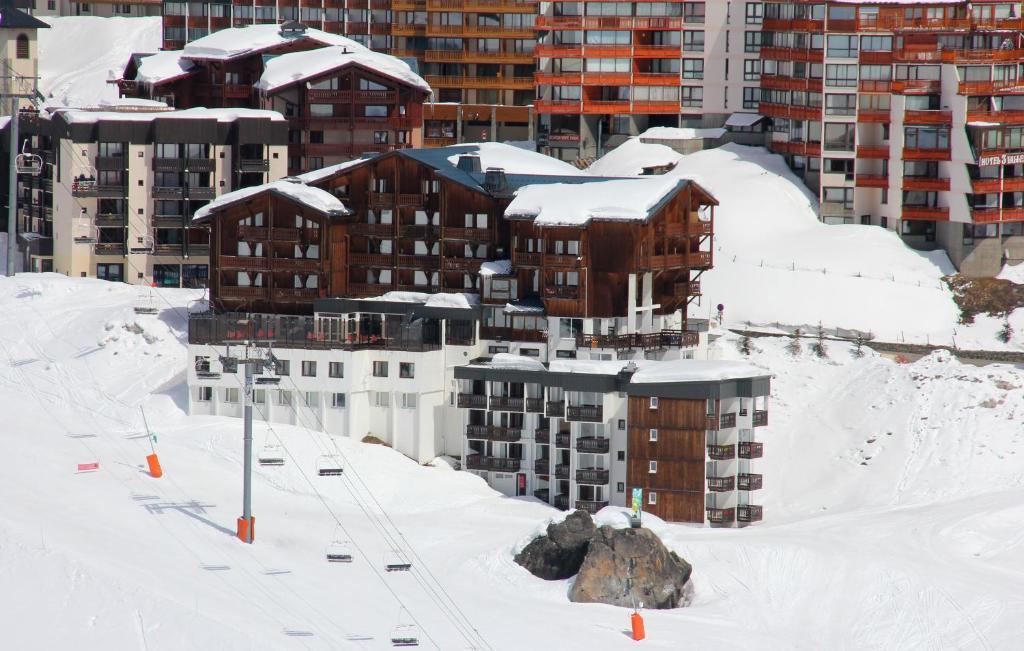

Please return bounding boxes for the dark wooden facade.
[626,395,709,523]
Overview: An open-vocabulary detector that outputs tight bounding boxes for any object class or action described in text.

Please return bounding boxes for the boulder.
[568,526,692,609]
[514,510,597,580]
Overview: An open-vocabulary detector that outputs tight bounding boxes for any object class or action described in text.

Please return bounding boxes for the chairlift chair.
[73,212,97,244]
[15,143,42,176]
[325,538,353,563]
[316,454,344,476]
[384,549,412,572]
[134,285,159,315]
[257,443,285,467]
[390,624,419,647]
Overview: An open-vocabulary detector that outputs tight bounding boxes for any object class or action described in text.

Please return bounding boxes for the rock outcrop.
[568,526,691,609]
[514,510,597,580]
[514,511,692,609]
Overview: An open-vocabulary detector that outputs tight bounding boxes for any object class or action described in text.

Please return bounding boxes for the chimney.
[483,167,508,194]
[456,153,481,174]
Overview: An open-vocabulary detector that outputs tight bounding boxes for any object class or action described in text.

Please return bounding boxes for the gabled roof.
[192,179,350,224]
[181,23,366,61]
[0,7,49,29]
[255,45,430,94]
[133,50,197,86]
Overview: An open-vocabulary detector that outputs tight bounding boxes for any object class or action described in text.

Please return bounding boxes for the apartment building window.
[825,94,856,116]
[682,59,704,79]
[373,361,389,377]
[617,419,626,430]
[277,390,292,407]
[196,386,212,402]
[305,392,319,408]
[648,491,657,505]
[826,35,858,58]
[825,64,857,87]
[649,428,658,442]
[373,391,390,407]
[399,393,417,409]
[617,450,625,461]
[743,59,761,81]
[682,31,704,52]
[221,358,238,374]
[745,2,763,24]
[331,393,346,409]
[96,263,124,282]
[905,126,949,150]
[744,31,761,53]
[860,35,892,52]
[649,397,659,409]
[682,2,704,23]
[521,348,540,357]
[824,159,854,177]
[859,65,892,82]
[555,349,576,359]
[489,345,510,354]
[222,388,239,404]
[373,131,390,145]
[400,362,415,379]
[895,64,940,81]
[275,359,290,376]
[743,87,760,109]
[165,1,185,15]
[824,123,855,151]
[302,360,317,377]
[617,482,625,493]
[823,187,854,210]
[329,362,343,378]
[648,461,658,474]
[253,389,266,404]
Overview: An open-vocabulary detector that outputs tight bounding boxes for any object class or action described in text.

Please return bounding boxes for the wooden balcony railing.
[555,433,570,449]
[443,257,484,272]
[543,285,580,300]
[444,226,491,242]
[489,396,524,411]
[350,223,395,237]
[397,254,440,270]
[465,455,521,472]
[554,463,570,478]
[511,250,542,267]
[478,326,546,342]
[856,174,889,189]
[566,405,603,422]
[218,286,270,300]
[526,398,544,413]
[546,401,565,418]
[457,393,487,408]
[349,252,394,267]
[575,437,610,454]
[219,255,270,271]
[534,460,550,474]
[575,469,610,485]
[535,428,550,444]
[738,473,763,491]
[576,330,699,350]
[902,206,950,221]
[904,110,952,125]
[554,494,569,510]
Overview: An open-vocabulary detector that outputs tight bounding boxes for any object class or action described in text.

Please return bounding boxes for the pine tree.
[812,323,829,359]
[998,318,1013,344]
[738,334,753,356]
[852,334,866,358]
[786,328,802,356]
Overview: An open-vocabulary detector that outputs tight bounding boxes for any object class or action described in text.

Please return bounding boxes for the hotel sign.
[979,152,1024,167]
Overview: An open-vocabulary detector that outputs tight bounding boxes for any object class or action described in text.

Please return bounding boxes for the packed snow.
[585,137,682,177]
[255,46,430,93]
[640,126,726,141]
[629,359,768,383]
[997,261,1024,284]
[37,16,161,107]
[363,291,479,309]
[506,177,685,226]
[192,180,348,222]
[1,275,1022,649]
[479,260,513,277]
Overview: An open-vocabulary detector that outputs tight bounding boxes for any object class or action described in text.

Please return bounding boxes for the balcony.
[443,226,492,242]
[307,89,397,103]
[218,286,270,300]
[400,224,441,239]
[903,176,951,192]
[575,469,609,485]
[271,288,318,301]
[535,428,550,444]
[533,488,549,502]
[673,280,702,299]
[753,410,768,427]
[543,285,580,300]
[543,253,581,268]
[904,110,952,125]
[443,257,484,272]
[511,250,542,267]
[152,157,185,172]
[738,505,763,523]
[566,405,603,422]
[237,158,269,173]
[350,223,395,237]
[466,425,522,442]
[94,213,126,227]
[152,186,185,200]
[707,444,735,460]
[555,433,570,448]
[902,206,950,221]
[856,145,889,159]
[856,174,888,189]
[95,155,125,170]
[554,463,569,479]
[575,437,610,454]
[465,455,521,472]
[707,476,736,492]
[719,412,737,429]
[576,330,700,350]
[479,326,547,343]
[738,473,763,491]
[272,258,320,273]
[217,255,269,272]
[706,507,736,524]
[902,147,951,161]
[574,500,608,515]
[189,186,216,201]
[397,254,440,270]
[534,459,549,474]
[525,398,543,413]
[489,396,524,411]
[424,49,533,64]
[349,252,394,267]
[739,442,764,459]
[857,109,890,123]
[546,400,565,417]
[93,243,125,256]
[424,75,534,90]
[457,393,487,409]
[554,494,569,510]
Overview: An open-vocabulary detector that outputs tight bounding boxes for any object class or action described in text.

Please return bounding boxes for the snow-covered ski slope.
[0,273,1022,649]
[38,16,161,108]
[590,141,1024,348]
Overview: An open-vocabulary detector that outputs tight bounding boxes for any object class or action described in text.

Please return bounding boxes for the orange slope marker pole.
[140,407,162,478]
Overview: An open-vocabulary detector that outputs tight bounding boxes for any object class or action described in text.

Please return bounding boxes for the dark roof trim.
[314,297,481,321]
[0,8,50,29]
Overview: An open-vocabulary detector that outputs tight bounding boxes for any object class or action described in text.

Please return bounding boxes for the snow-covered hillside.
[38,17,161,107]
[590,140,1024,348]
[0,274,1021,649]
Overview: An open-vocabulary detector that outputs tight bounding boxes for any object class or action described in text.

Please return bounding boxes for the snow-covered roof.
[255,45,430,93]
[585,137,682,177]
[549,359,634,375]
[93,97,169,111]
[182,24,366,60]
[192,179,349,222]
[505,177,688,227]
[479,259,513,277]
[640,126,726,141]
[363,291,480,309]
[628,360,768,384]
[296,157,372,185]
[53,106,284,124]
[444,142,585,177]
[724,113,765,128]
[488,353,547,372]
[135,50,195,85]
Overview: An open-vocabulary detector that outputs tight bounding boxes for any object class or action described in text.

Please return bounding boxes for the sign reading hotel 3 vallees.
[979,152,1024,167]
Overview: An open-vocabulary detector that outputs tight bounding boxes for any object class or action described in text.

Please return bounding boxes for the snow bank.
[365,290,478,309]
[629,359,768,383]
[446,142,585,177]
[183,23,365,60]
[135,49,195,85]
[192,179,347,222]
[640,126,726,140]
[38,16,161,107]
[997,261,1024,284]
[585,137,682,177]
[506,177,683,226]
[488,353,547,372]
[256,45,429,93]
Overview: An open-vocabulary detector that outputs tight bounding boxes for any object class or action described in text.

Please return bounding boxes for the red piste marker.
[77,462,100,472]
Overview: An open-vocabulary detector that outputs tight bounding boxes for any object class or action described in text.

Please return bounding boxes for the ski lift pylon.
[15,142,42,176]
[316,454,344,476]
[257,442,285,467]
[384,549,412,572]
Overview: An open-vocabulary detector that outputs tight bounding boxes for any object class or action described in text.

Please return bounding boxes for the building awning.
[724,113,765,128]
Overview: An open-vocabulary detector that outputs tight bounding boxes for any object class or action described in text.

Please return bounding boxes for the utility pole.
[223,343,278,543]
[7,93,18,276]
